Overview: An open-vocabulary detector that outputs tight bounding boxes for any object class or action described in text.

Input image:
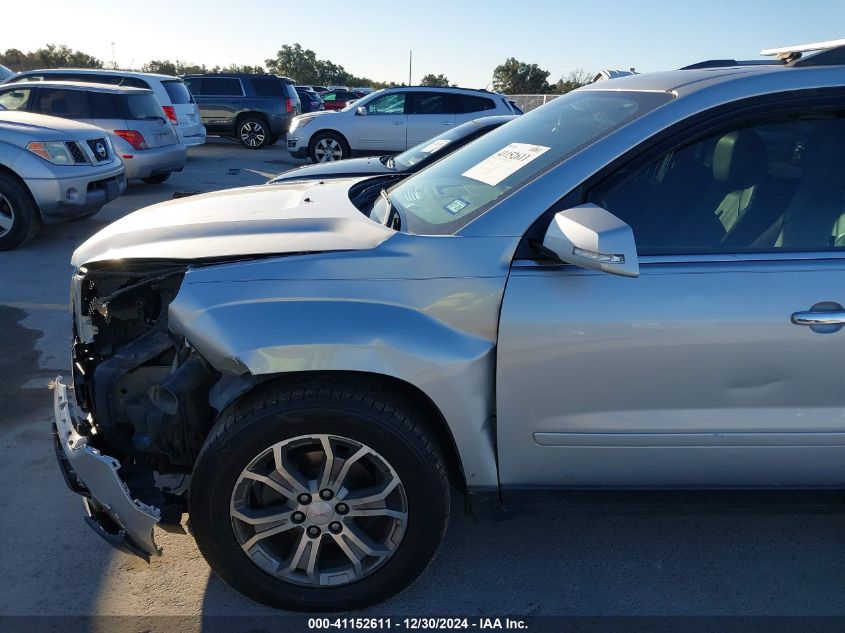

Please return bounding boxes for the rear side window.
[196,78,243,96]
[457,94,496,113]
[162,80,193,104]
[34,88,90,118]
[250,76,283,97]
[89,92,163,120]
[89,92,122,118]
[409,92,454,115]
[0,88,32,110]
[125,94,165,119]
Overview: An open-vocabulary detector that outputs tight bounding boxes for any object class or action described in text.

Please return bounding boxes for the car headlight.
[290,117,316,132]
[26,141,75,165]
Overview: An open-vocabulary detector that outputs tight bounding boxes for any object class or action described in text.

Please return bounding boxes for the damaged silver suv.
[54,41,845,611]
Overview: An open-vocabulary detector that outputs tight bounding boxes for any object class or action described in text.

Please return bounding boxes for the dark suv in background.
[183,73,300,148]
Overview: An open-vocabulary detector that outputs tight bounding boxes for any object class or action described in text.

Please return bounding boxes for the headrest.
[712,130,765,184]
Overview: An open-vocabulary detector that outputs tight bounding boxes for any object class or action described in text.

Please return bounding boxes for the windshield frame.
[387,89,674,236]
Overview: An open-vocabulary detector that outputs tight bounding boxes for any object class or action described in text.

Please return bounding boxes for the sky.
[4,0,845,87]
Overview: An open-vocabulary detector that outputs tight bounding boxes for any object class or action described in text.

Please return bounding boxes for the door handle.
[393,121,404,126]
[791,311,845,325]
[441,121,453,126]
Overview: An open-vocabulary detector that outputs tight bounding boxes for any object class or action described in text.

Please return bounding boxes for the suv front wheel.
[0,172,39,250]
[190,377,450,611]
[309,131,350,163]
[237,116,271,149]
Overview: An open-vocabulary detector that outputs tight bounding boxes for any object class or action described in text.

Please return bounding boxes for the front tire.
[0,172,40,251]
[190,377,450,611]
[308,131,349,163]
[238,117,271,149]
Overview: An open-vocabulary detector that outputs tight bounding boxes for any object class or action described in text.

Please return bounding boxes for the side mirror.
[355,106,367,116]
[542,203,639,277]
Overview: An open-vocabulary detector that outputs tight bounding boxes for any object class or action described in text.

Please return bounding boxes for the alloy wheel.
[314,138,343,162]
[240,122,266,147]
[230,434,408,587]
[0,192,15,237]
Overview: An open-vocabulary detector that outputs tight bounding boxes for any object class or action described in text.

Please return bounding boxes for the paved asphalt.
[2,138,845,630]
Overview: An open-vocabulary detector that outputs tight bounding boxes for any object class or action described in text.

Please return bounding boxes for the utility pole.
[408,50,412,86]
[110,42,117,69]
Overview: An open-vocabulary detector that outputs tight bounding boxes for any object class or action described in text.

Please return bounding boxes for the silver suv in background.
[3,69,206,147]
[287,85,519,162]
[0,81,187,184]
[0,110,125,249]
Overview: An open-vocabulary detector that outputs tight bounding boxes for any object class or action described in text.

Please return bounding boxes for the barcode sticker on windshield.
[462,143,551,186]
[420,139,451,154]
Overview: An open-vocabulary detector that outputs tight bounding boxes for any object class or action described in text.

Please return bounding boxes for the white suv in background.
[287,86,518,162]
[3,69,207,147]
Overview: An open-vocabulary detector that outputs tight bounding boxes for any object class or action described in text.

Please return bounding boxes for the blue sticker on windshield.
[444,198,469,215]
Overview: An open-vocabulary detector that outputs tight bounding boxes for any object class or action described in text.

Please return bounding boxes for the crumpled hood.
[72,178,393,267]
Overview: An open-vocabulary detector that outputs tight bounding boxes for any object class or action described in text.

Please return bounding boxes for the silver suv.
[53,41,845,611]
[0,110,125,249]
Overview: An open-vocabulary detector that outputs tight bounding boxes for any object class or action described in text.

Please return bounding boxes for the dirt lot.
[3,139,845,630]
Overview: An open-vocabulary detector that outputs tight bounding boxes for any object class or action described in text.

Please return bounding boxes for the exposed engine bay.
[70,261,220,517]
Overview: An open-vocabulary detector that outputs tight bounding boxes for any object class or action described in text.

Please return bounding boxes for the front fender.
[168,272,505,490]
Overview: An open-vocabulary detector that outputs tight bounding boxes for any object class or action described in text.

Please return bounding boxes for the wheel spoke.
[305,536,322,583]
[331,531,363,579]
[343,471,400,508]
[273,444,309,493]
[346,507,407,521]
[241,521,299,552]
[0,213,12,231]
[241,470,299,502]
[318,435,336,491]
[331,445,370,491]
[282,530,310,574]
[232,505,293,526]
[342,523,390,558]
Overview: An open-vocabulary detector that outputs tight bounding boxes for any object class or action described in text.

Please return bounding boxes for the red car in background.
[319,88,367,110]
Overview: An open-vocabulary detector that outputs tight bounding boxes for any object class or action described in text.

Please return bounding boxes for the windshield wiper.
[379,188,400,229]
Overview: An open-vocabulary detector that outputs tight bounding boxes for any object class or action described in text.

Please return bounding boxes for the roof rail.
[680,59,782,70]
[761,38,845,60]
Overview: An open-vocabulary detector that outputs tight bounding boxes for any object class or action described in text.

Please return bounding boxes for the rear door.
[406,92,456,145]
[454,93,497,124]
[121,92,179,147]
[497,97,845,490]
[185,77,243,130]
[347,91,408,152]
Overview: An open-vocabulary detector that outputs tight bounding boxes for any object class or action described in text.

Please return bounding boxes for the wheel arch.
[0,163,37,206]
[307,129,351,155]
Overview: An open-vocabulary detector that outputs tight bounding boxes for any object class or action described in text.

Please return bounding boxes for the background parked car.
[4,69,207,147]
[0,110,125,249]
[270,114,517,183]
[295,86,324,113]
[288,86,519,162]
[0,81,187,183]
[318,88,365,111]
[183,73,300,149]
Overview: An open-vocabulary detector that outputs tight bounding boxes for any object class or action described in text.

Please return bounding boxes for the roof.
[3,80,151,94]
[15,68,180,81]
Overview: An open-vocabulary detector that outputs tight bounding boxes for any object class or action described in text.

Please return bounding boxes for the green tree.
[210,64,265,74]
[553,68,593,94]
[491,57,550,94]
[419,73,450,87]
[142,59,209,75]
[0,44,102,71]
[266,43,323,83]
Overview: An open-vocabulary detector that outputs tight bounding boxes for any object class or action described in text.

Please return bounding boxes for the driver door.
[348,92,408,152]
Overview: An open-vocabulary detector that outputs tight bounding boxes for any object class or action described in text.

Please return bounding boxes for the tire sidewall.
[0,173,39,251]
[191,402,448,611]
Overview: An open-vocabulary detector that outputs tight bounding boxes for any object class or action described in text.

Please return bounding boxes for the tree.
[210,64,265,74]
[419,73,450,87]
[553,68,593,94]
[0,44,102,71]
[142,59,208,75]
[491,57,550,94]
[265,43,382,87]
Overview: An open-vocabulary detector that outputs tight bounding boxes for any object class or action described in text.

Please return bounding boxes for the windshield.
[382,90,673,235]
[392,119,499,171]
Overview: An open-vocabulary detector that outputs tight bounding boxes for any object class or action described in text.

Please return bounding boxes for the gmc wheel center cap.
[306,501,334,525]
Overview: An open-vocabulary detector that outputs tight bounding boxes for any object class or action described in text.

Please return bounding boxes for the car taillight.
[285,97,293,114]
[162,105,178,125]
[114,130,148,150]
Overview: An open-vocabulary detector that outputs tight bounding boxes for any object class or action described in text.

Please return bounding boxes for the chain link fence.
[507,94,562,113]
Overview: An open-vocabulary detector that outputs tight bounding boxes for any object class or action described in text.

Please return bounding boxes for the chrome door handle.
[791,311,845,325]
[441,121,453,126]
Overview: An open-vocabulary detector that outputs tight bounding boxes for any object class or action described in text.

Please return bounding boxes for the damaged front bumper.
[52,376,161,560]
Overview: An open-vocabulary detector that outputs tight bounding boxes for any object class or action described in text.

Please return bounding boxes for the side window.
[0,88,32,111]
[322,91,336,101]
[183,78,202,95]
[409,92,452,115]
[250,77,283,97]
[363,93,406,114]
[34,88,91,118]
[456,94,495,113]
[591,110,845,254]
[200,78,242,96]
